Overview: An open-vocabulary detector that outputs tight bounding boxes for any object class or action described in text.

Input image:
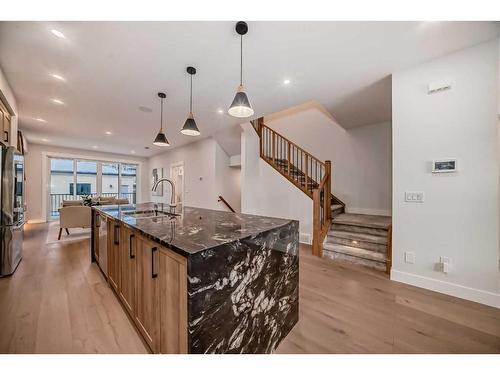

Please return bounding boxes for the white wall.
[241,123,313,243]
[392,39,500,308]
[148,137,241,212]
[0,65,18,148]
[25,142,148,223]
[215,142,241,212]
[266,102,392,216]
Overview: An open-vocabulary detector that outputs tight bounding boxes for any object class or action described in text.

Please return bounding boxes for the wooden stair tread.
[333,213,391,229]
[322,242,387,263]
[327,229,387,245]
[331,204,343,210]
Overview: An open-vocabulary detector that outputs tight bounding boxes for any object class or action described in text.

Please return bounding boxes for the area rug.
[46,221,91,245]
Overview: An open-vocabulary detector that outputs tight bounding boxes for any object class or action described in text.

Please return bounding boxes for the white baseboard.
[346,207,391,216]
[391,269,500,309]
[27,219,46,224]
[299,232,312,245]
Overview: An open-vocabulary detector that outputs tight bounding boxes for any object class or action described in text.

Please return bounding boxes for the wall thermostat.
[432,159,457,173]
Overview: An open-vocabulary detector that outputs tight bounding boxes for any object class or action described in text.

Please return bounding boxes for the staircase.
[323,213,392,272]
[251,117,392,273]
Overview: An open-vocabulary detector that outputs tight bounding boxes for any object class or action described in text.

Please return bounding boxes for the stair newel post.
[287,142,291,178]
[312,187,322,257]
[325,160,332,221]
[258,119,264,158]
[305,154,309,194]
[272,131,276,163]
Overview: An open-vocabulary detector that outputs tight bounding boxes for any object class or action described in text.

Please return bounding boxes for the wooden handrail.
[218,195,236,213]
[254,117,332,257]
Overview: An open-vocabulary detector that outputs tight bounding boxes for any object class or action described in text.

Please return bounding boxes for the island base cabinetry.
[107,219,121,293]
[101,222,187,354]
[119,226,136,317]
[159,249,188,354]
[134,236,160,352]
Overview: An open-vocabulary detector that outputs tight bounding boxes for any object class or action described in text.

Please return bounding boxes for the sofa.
[58,196,129,240]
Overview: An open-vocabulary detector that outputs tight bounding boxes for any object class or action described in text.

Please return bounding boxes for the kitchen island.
[91,202,299,354]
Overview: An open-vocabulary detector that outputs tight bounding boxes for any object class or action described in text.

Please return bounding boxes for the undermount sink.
[123,209,178,219]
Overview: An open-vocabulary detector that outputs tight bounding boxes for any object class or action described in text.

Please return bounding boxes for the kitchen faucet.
[152,177,176,212]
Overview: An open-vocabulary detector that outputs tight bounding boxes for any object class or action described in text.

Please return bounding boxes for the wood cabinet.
[134,236,160,352]
[119,226,136,316]
[159,249,188,353]
[101,219,188,353]
[0,101,11,145]
[107,219,121,292]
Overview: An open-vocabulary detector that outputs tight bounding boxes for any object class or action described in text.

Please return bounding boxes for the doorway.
[170,162,184,206]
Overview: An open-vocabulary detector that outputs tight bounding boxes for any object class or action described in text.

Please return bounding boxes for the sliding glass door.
[48,157,138,219]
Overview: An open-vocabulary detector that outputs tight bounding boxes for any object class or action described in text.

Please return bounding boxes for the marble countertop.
[92,202,295,257]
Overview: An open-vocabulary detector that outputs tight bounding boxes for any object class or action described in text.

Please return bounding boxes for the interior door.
[119,226,136,316]
[134,236,160,352]
[170,164,184,206]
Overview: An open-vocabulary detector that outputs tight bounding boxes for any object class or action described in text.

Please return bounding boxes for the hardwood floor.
[1,222,499,354]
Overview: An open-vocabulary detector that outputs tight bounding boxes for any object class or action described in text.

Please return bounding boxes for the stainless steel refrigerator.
[0,145,25,277]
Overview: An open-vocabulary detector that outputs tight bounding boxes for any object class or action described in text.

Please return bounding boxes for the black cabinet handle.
[4,131,8,143]
[151,247,158,279]
[129,234,135,259]
[114,225,119,245]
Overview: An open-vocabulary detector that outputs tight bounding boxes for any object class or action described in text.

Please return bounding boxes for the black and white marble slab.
[92,202,299,353]
[188,220,299,353]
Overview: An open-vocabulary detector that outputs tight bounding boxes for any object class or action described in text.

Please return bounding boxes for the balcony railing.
[50,192,136,218]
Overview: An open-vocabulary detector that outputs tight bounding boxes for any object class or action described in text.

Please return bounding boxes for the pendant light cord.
[190,74,193,113]
[160,97,163,131]
[240,35,243,86]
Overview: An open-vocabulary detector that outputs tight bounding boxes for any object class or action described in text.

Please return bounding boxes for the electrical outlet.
[405,191,425,203]
[439,256,452,274]
[405,251,415,264]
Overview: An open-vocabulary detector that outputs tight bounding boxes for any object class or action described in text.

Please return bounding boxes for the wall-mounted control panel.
[428,79,452,94]
[405,191,425,203]
[432,159,457,173]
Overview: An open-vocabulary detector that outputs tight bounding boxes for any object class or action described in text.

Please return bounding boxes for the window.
[69,183,91,195]
[49,157,139,219]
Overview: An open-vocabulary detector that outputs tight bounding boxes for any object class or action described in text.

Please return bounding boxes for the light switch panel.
[405,191,425,203]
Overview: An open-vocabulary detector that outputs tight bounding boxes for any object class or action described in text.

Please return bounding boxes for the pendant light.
[181,66,201,136]
[228,21,254,118]
[153,92,170,146]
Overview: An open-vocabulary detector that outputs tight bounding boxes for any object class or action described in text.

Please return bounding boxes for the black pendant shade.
[181,66,201,136]
[153,131,169,146]
[228,21,254,118]
[153,92,170,146]
[228,85,254,118]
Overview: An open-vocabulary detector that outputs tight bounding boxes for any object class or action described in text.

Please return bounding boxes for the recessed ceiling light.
[283,79,291,85]
[51,29,66,39]
[217,109,224,114]
[144,146,150,150]
[51,98,64,105]
[92,145,98,149]
[131,150,136,154]
[35,118,47,123]
[105,131,112,135]
[51,73,65,81]
[41,138,49,142]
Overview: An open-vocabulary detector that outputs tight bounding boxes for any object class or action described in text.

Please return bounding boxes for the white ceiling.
[0,21,498,157]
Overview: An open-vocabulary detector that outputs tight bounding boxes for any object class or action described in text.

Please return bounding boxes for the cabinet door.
[119,226,136,316]
[134,237,160,352]
[159,249,188,353]
[107,219,120,292]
